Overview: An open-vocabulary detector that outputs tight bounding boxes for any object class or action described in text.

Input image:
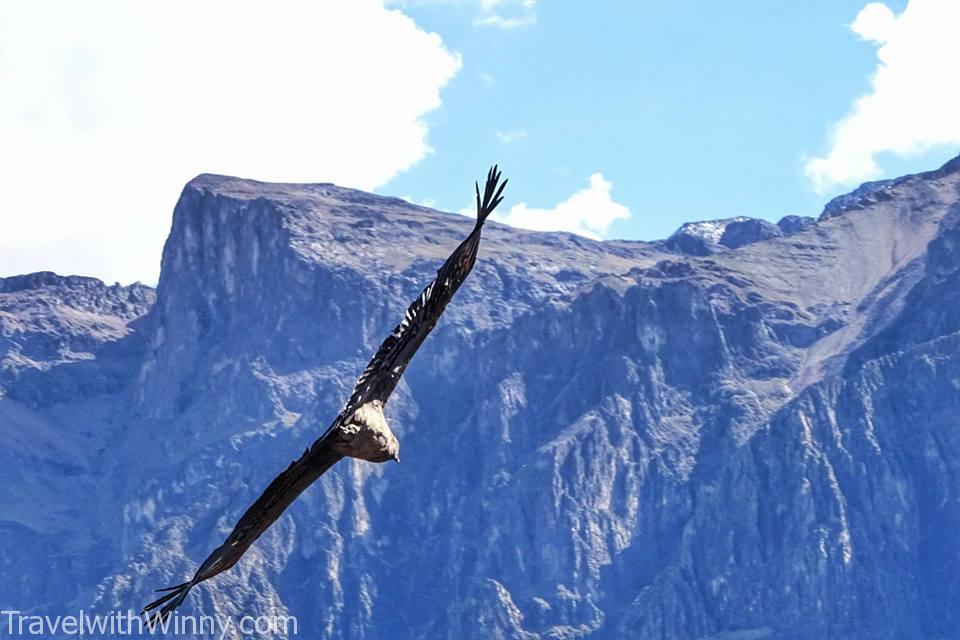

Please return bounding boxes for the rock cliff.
[2,157,960,639]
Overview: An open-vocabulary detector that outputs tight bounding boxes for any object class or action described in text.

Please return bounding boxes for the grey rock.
[820,153,960,219]
[719,219,783,249]
[665,217,751,256]
[0,272,154,406]
[664,214,815,256]
[3,156,960,639]
[776,215,816,235]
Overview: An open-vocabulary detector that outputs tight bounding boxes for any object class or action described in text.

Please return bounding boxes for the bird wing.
[142,166,507,624]
[341,165,507,416]
[143,433,343,625]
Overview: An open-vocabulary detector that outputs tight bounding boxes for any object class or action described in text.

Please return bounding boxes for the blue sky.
[1,0,957,283]
[384,0,952,240]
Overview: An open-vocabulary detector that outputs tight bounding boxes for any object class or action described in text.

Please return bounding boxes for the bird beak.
[392,453,400,464]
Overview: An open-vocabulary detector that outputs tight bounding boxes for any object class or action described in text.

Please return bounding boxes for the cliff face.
[2,158,960,639]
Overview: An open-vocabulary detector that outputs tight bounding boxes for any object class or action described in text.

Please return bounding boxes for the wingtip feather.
[475,165,508,225]
[142,580,194,627]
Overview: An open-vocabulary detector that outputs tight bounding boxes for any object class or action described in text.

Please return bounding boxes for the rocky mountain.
[663,215,815,256]
[2,156,960,639]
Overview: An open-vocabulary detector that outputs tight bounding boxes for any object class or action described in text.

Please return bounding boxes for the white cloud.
[0,1,461,284]
[474,0,537,28]
[401,195,438,208]
[805,0,960,193]
[479,71,496,89]
[388,0,536,29]
[851,2,899,43]
[488,173,631,239]
[495,129,527,144]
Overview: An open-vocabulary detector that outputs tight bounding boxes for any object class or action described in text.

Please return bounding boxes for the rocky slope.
[2,157,960,639]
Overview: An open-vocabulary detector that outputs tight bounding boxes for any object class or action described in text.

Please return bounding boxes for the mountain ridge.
[2,156,960,638]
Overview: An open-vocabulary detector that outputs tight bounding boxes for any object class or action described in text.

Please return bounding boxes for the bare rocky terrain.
[2,155,960,639]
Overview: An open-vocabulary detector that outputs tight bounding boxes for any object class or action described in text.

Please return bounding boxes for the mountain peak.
[821,152,960,219]
[663,215,814,256]
[0,271,114,293]
[5,157,960,638]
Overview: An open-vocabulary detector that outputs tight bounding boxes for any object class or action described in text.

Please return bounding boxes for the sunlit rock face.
[662,214,814,256]
[2,156,960,639]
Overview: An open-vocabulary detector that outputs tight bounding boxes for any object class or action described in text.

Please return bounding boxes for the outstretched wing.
[341,165,507,416]
[142,434,343,625]
[142,166,506,624]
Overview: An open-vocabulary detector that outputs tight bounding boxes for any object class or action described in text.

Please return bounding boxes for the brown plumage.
[142,166,508,624]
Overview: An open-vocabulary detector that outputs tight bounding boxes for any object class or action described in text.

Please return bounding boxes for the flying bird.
[142,166,508,624]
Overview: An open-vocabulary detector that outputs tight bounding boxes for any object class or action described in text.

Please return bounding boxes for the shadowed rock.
[3,154,960,639]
